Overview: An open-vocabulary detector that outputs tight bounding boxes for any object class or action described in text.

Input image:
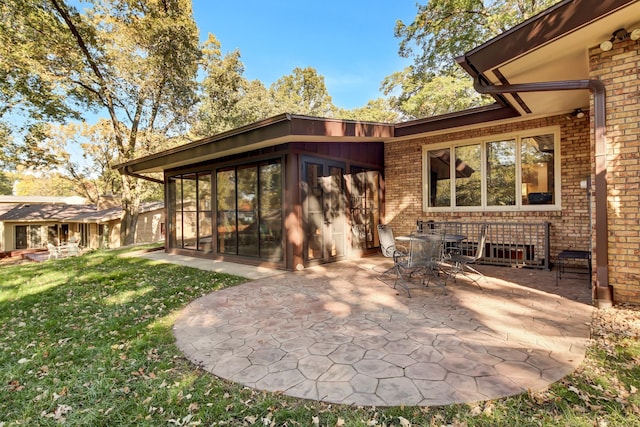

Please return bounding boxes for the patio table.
[396,233,466,243]
[395,233,467,295]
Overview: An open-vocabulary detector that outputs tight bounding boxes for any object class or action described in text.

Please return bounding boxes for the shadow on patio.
[173,255,593,407]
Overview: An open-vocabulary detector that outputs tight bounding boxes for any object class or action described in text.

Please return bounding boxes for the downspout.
[474,77,612,307]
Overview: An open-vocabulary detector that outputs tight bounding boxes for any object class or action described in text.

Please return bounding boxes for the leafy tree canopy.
[0,0,201,244]
[269,67,335,117]
[386,0,559,118]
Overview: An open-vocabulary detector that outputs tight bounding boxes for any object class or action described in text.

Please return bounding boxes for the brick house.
[118,0,640,305]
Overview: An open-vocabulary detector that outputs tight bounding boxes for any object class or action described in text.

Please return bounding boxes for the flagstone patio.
[171,255,593,407]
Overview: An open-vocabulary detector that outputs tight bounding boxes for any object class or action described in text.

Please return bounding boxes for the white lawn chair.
[47,243,61,260]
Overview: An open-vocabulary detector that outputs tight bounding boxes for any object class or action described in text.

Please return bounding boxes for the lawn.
[1,247,639,426]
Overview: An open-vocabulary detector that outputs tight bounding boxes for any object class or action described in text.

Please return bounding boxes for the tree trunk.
[120,204,139,246]
[120,174,141,246]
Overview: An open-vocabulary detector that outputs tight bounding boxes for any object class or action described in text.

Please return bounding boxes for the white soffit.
[490,3,640,116]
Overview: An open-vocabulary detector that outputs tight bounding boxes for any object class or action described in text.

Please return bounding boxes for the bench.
[556,250,591,287]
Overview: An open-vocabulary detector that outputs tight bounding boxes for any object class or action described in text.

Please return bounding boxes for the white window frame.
[422,126,561,213]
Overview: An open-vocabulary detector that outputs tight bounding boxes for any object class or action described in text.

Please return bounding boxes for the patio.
[171,255,593,407]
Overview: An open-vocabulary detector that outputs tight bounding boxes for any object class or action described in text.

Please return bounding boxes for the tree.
[194,34,275,138]
[386,0,558,118]
[196,64,336,138]
[382,69,484,119]
[0,170,12,194]
[335,98,402,123]
[12,169,77,196]
[270,67,335,117]
[0,0,201,245]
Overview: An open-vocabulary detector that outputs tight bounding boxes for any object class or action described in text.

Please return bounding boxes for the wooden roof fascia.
[393,103,520,137]
[117,114,395,175]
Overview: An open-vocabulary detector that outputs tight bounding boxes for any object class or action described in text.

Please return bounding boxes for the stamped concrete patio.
[170,255,593,407]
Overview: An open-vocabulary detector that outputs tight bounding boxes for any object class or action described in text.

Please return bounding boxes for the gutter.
[119,166,164,184]
[473,77,612,307]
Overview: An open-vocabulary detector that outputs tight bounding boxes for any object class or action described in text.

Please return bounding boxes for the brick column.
[589,38,640,303]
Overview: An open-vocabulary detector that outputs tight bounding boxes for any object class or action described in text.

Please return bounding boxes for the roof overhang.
[116,113,394,175]
[456,0,640,117]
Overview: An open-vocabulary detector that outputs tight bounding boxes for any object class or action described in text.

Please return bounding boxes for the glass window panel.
[29,225,42,247]
[522,134,555,205]
[198,172,211,212]
[237,165,258,257]
[328,166,345,257]
[167,177,178,248]
[217,169,237,254]
[454,144,481,207]
[15,225,27,249]
[182,211,197,249]
[182,174,197,212]
[259,161,282,261]
[175,211,184,248]
[198,172,212,252]
[305,163,323,260]
[487,139,516,206]
[427,149,452,207]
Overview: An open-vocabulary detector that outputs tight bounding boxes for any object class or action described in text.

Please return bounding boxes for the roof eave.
[458,0,635,74]
[116,114,394,175]
[394,103,520,137]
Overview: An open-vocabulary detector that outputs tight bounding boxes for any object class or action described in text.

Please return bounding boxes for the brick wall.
[589,38,640,303]
[384,114,591,267]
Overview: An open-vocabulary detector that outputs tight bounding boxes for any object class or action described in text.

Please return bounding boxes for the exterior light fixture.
[600,27,640,51]
[571,108,585,119]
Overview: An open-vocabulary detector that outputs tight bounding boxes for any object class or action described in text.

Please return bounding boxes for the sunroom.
[118,114,392,270]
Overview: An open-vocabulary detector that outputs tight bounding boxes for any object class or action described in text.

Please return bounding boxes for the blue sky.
[191,0,419,110]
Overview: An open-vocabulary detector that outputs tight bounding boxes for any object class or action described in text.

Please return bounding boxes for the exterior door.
[303,158,346,263]
[345,171,381,252]
[15,225,28,249]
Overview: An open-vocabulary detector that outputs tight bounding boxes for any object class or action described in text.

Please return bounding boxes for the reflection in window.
[181,174,197,250]
[522,134,555,205]
[259,161,283,260]
[427,149,452,207]
[169,171,212,252]
[425,130,558,209]
[454,144,481,207]
[305,163,323,260]
[215,160,283,261]
[487,139,516,206]
[216,169,237,255]
[237,166,258,257]
[198,172,212,253]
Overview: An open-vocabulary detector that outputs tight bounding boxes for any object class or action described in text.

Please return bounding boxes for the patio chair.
[67,241,80,256]
[376,224,408,278]
[392,233,448,297]
[47,243,61,260]
[445,225,488,288]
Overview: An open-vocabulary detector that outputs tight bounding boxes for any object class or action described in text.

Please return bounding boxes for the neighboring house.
[116,0,640,305]
[0,196,165,253]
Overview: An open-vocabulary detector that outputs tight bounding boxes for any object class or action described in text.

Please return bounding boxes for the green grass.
[1,247,639,426]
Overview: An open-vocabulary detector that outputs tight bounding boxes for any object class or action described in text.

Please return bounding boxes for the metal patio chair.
[394,232,447,297]
[376,224,408,278]
[445,225,488,289]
